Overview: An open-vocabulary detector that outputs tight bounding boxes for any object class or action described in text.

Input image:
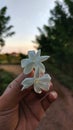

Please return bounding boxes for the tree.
[35,0,73,75]
[0,39,5,52]
[0,6,15,52]
[64,0,73,16]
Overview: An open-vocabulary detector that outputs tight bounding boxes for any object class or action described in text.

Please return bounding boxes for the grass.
[45,62,73,90]
[0,69,16,95]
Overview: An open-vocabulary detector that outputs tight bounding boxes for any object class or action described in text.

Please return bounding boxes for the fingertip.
[48,91,58,102]
[15,70,34,85]
[15,73,26,85]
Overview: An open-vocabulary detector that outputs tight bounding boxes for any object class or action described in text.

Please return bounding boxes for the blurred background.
[0,0,73,129]
[0,0,73,94]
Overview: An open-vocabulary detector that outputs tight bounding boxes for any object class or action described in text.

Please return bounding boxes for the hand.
[0,71,58,130]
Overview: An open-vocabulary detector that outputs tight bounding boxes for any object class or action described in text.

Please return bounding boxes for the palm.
[16,89,50,130]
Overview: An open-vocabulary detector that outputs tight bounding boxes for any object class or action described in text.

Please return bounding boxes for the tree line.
[35,0,73,76]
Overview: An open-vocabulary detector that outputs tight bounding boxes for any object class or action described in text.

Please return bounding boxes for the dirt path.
[0,64,22,75]
[1,65,73,130]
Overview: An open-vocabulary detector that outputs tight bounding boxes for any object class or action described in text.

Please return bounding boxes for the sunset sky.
[0,0,63,54]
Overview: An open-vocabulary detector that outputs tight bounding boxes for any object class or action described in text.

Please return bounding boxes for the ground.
[0,65,73,130]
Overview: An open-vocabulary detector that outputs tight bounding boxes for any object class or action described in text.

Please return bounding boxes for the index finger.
[15,69,34,84]
[1,71,34,110]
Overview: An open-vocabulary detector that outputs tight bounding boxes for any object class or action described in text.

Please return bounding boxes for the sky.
[0,0,62,54]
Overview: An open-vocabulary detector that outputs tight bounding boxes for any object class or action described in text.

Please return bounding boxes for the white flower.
[21,49,51,94]
[21,72,51,94]
[21,49,50,74]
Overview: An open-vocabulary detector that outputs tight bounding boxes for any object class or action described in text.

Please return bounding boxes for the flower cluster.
[21,49,51,94]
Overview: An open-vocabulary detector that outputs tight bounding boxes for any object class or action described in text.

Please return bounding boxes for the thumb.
[0,71,34,110]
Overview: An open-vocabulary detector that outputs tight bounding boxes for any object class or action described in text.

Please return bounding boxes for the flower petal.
[21,59,31,68]
[38,82,50,91]
[38,63,45,73]
[28,50,35,59]
[34,84,42,94]
[39,74,51,82]
[38,74,51,91]
[36,49,41,57]
[24,62,34,74]
[34,66,40,78]
[40,56,50,62]
[21,78,34,90]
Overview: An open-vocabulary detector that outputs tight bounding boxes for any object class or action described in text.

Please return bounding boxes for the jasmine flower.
[21,49,49,74]
[21,73,51,94]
